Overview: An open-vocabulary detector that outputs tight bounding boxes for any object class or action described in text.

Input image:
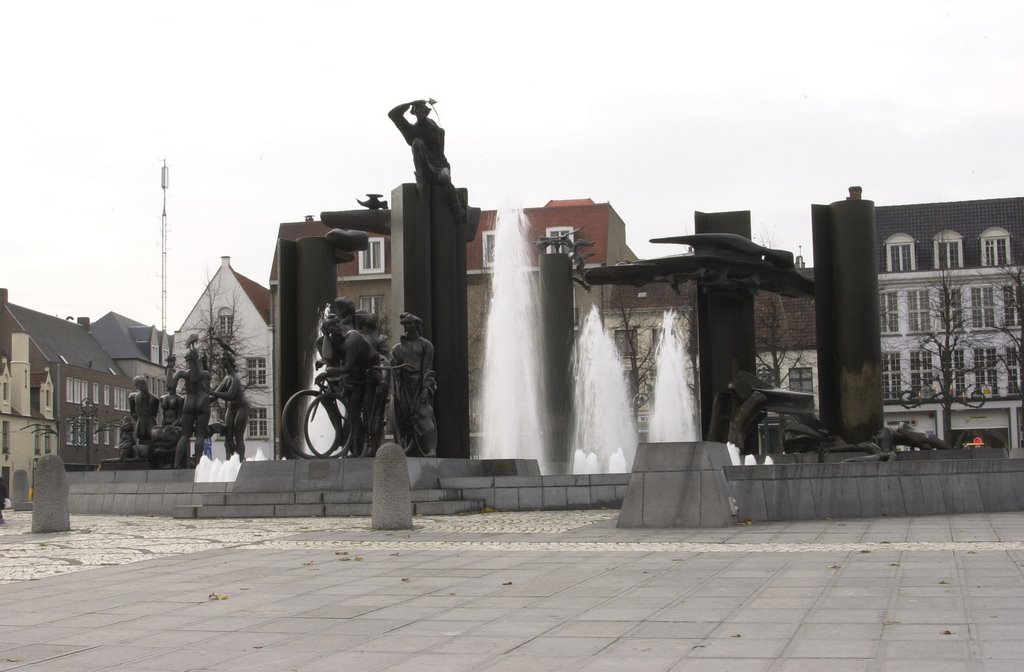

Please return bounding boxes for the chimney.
[847,186,863,200]
[77,317,91,330]
[221,256,231,270]
[305,215,314,222]
[10,331,31,415]
[0,287,8,310]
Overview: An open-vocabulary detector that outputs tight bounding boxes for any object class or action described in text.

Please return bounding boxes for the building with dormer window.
[876,197,1024,449]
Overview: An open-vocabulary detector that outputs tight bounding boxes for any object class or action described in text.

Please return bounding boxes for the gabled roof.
[5,304,123,373]
[92,312,173,361]
[232,269,271,325]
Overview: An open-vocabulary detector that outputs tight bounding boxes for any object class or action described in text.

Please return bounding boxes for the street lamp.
[71,398,99,471]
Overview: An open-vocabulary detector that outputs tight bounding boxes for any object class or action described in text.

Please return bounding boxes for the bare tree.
[978,263,1024,430]
[900,268,986,444]
[182,274,263,422]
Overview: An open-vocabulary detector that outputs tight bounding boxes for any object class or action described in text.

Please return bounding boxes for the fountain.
[570,306,637,473]
[477,209,548,469]
[648,310,698,443]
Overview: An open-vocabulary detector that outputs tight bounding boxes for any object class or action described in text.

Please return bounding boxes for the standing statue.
[390,312,437,457]
[388,99,466,225]
[356,310,389,457]
[207,349,251,461]
[150,354,184,467]
[315,298,387,458]
[172,339,212,468]
[128,376,159,447]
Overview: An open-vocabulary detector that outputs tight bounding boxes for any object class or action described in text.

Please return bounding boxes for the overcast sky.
[3,0,1022,333]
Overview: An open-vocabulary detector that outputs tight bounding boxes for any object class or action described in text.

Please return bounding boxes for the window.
[2,381,7,401]
[544,227,574,254]
[1,421,8,454]
[151,342,159,362]
[885,234,915,272]
[974,348,999,394]
[113,388,129,411]
[881,353,902,399]
[614,329,637,357]
[907,290,931,332]
[217,308,234,336]
[92,382,99,404]
[981,227,1011,266]
[947,288,963,326]
[359,295,384,316]
[933,231,963,269]
[104,385,110,406]
[34,431,40,455]
[951,349,967,394]
[246,358,267,387]
[879,292,899,333]
[1007,348,1021,395]
[789,367,813,393]
[1003,286,1019,327]
[248,407,268,438]
[359,237,385,274]
[909,351,932,394]
[482,231,497,267]
[971,287,995,329]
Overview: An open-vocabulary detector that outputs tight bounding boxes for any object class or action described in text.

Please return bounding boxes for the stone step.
[414,499,485,515]
[205,488,464,507]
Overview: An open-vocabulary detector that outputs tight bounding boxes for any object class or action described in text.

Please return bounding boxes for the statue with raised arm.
[390,312,437,457]
[207,350,251,461]
[388,99,466,225]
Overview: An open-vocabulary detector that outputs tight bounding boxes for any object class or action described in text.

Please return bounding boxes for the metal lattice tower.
[161,160,169,333]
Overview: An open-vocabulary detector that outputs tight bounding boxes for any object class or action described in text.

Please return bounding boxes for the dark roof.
[5,304,124,373]
[876,197,1024,271]
[232,269,271,325]
[92,312,174,361]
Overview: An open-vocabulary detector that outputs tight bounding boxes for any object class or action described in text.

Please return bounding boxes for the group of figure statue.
[115,336,251,469]
[311,298,437,458]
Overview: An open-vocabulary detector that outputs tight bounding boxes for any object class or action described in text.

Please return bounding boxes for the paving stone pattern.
[4,510,1024,669]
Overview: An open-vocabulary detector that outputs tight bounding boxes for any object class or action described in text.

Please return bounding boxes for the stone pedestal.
[617,442,736,528]
[12,468,31,510]
[32,454,70,533]
[372,443,413,530]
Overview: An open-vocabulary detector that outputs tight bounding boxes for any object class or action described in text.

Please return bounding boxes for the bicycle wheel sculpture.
[282,388,351,458]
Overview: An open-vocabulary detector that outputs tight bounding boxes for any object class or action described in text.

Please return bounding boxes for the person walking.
[0,475,8,524]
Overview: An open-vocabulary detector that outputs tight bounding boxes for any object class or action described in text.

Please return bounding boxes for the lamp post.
[71,398,98,471]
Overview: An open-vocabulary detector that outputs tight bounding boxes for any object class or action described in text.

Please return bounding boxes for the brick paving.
[2,509,1024,670]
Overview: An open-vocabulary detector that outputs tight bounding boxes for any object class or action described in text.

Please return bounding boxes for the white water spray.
[649,310,698,442]
[570,306,638,473]
[478,209,547,468]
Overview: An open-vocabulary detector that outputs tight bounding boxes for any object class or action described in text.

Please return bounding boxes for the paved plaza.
[3,509,1024,670]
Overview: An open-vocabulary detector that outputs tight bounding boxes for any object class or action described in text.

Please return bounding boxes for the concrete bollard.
[12,469,32,510]
[372,442,413,530]
[32,454,70,533]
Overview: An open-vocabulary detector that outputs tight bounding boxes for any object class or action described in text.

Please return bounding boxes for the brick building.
[0,289,132,468]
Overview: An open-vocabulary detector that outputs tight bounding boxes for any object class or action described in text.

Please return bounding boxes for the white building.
[877,197,1024,450]
[174,256,274,459]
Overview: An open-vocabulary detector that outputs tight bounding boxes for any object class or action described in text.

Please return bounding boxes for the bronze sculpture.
[314,299,388,457]
[388,99,466,225]
[128,376,159,447]
[172,340,212,468]
[207,350,251,461]
[390,312,437,457]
